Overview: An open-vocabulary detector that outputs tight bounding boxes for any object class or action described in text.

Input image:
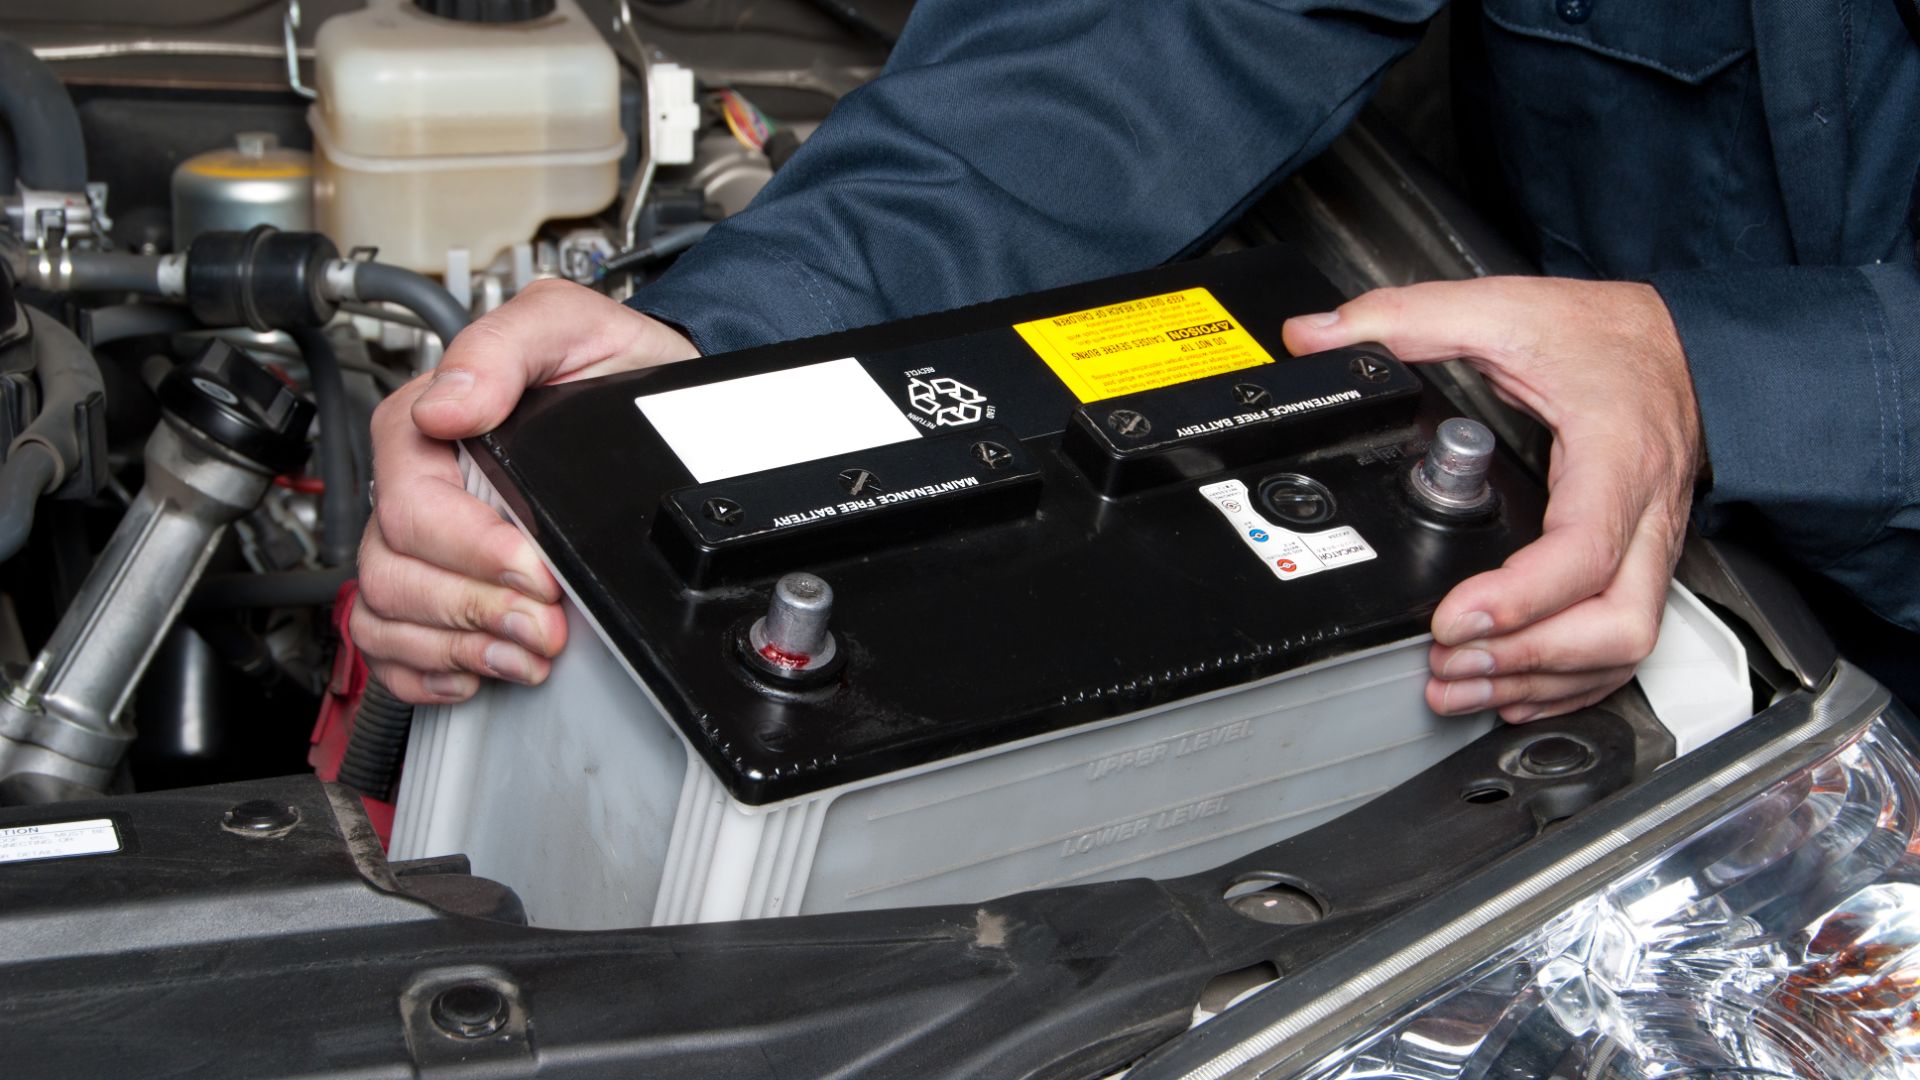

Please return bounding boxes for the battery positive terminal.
[739,572,845,688]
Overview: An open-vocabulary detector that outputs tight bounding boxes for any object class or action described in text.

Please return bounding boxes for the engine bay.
[7,6,1905,1079]
[0,0,888,802]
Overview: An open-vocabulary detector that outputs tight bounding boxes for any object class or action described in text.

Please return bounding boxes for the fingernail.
[1504,706,1541,724]
[502,570,540,597]
[423,672,471,698]
[1442,610,1495,645]
[485,641,533,683]
[417,368,474,406]
[1443,648,1496,678]
[501,610,545,654]
[1441,678,1493,713]
[1300,311,1340,328]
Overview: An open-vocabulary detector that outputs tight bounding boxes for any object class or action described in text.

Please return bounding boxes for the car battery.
[389,245,1549,930]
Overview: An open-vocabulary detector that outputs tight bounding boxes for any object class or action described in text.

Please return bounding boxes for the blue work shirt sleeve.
[1651,263,1920,632]
[629,0,1445,356]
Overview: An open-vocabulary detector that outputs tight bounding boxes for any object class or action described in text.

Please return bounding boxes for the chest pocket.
[1481,0,1751,83]
[1470,0,1787,277]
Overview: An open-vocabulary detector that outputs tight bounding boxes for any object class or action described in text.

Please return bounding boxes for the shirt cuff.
[625,226,849,357]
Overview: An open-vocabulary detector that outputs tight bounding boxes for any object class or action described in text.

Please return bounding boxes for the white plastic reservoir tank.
[309,0,625,274]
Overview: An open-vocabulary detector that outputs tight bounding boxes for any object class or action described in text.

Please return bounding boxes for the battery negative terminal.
[1410,417,1497,517]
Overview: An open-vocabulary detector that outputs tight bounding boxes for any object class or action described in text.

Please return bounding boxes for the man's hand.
[1283,278,1701,723]
[353,279,700,704]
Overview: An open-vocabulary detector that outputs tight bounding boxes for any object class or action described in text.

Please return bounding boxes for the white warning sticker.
[0,817,120,865]
[636,357,923,483]
[1198,479,1377,581]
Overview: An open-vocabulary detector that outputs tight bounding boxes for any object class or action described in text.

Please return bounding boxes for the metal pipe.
[0,423,278,794]
[31,40,312,63]
[614,0,659,269]
[0,342,312,800]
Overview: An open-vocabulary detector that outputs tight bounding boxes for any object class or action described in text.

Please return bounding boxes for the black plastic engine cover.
[469,246,1545,803]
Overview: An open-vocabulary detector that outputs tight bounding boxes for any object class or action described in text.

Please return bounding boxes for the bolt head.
[1518,736,1595,777]
[430,983,510,1039]
[1225,880,1324,925]
[222,800,299,836]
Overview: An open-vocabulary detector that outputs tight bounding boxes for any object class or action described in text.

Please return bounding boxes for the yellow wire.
[717,89,770,150]
[721,103,758,150]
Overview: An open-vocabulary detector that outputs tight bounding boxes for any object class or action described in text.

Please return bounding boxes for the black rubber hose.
[601,222,714,278]
[87,303,197,345]
[0,36,87,191]
[288,326,365,567]
[65,252,168,295]
[350,263,469,349]
[12,307,104,479]
[0,126,17,194]
[183,611,281,686]
[327,328,383,461]
[336,675,414,801]
[0,441,57,563]
[0,310,105,562]
[188,567,355,610]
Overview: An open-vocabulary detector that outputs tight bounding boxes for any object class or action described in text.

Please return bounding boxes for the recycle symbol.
[907,375,987,427]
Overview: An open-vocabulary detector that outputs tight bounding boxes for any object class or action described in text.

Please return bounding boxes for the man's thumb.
[411,365,508,439]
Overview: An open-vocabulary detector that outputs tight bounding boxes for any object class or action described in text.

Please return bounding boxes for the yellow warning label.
[1014,287,1276,403]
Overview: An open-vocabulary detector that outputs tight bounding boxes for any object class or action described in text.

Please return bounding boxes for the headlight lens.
[1132,666,1915,1080]
[1302,715,1920,1079]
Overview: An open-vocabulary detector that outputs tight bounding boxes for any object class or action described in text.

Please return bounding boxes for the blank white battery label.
[636,357,924,483]
[1198,479,1377,581]
[0,818,120,864]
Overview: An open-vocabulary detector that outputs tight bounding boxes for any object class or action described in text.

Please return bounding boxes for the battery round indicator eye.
[1257,474,1335,526]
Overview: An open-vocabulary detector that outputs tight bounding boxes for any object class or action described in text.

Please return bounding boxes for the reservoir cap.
[158,340,315,475]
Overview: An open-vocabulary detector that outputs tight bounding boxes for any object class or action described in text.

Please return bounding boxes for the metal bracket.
[283,1,318,101]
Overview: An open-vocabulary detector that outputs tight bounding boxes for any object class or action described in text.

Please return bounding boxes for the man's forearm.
[630,0,1447,354]
[1651,261,1920,631]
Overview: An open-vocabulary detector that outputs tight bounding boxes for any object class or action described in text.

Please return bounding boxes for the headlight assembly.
[1136,663,1917,1080]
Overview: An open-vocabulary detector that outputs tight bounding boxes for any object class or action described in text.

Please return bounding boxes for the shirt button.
[1556,0,1593,23]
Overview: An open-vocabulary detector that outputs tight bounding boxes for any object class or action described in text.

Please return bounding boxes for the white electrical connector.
[648,62,701,167]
